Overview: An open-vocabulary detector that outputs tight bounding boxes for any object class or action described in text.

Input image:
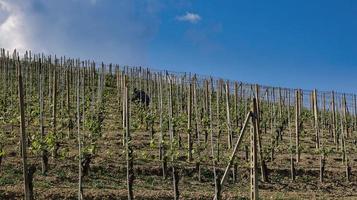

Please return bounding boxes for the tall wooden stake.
[255,85,267,182]
[187,81,193,161]
[77,68,83,200]
[225,81,233,149]
[250,98,259,200]
[125,75,134,200]
[18,59,32,200]
[295,90,301,163]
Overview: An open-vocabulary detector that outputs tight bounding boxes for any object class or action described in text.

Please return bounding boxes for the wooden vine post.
[322,93,326,129]
[66,64,71,138]
[313,89,320,150]
[204,79,209,143]
[295,90,301,163]
[342,95,351,182]
[76,68,83,200]
[216,80,221,162]
[287,90,295,180]
[48,59,52,104]
[168,76,179,200]
[209,79,220,200]
[52,60,58,157]
[270,89,275,162]
[225,81,233,149]
[187,80,193,161]
[158,74,167,177]
[193,76,201,181]
[313,89,324,182]
[39,59,48,174]
[250,98,259,200]
[234,82,239,128]
[124,75,134,200]
[255,84,267,182]
[18,59,33,200]
[122,71,126,146]
[331,91,337,148]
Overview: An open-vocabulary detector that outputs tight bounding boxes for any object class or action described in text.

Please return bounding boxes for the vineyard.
[0,48,357,200]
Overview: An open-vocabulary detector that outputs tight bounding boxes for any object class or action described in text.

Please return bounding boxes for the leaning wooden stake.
[18,59,32,200]
[222,112,251,183]
[213,112,251,200]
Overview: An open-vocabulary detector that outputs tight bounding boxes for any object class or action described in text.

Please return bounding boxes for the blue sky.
[1,0,357,93]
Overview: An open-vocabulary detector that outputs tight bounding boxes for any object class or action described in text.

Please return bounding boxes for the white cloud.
[0,0,32,52]
[176,12,201,23]
[0,0,161,65]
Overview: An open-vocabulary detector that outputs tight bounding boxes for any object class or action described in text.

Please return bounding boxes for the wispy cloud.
[89,0,98,5]
[176,12,201,24]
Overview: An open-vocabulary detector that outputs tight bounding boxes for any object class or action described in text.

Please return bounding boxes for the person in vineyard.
[132,88,150,107]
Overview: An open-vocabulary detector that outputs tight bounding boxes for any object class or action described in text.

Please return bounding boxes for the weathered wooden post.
[52,60,58,157]
[284,90,294,181]
[225,81,233,149]
[17,58,32,200]
[313,90,325,182]
[38,59,48,174]
[124,75,134,200]
[187,79,193,161]
[158,74,167,178]
[342,95,351,182]
[313,89,320,149]
[250,98,259,200]
[66,64,71,138]
[76,67,83,200]
[209,79,221,200]
[234,81,239,128]
[216,79,221,162]
[255,84,268,182]
[331,91,337,148]
[295,90,300,163]
[193,76,202,181]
